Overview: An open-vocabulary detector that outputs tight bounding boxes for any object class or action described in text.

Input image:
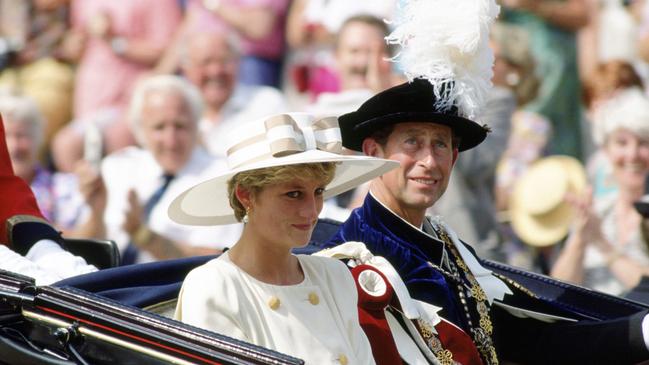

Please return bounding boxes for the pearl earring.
[242,206,251,224]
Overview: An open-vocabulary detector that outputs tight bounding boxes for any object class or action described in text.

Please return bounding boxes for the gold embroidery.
[471,285,487,302]
[435,226,499,365]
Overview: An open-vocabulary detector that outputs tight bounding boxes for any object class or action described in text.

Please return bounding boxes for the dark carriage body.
[0,218,648,364]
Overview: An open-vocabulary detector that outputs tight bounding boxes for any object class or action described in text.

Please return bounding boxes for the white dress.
[175,252,375,365]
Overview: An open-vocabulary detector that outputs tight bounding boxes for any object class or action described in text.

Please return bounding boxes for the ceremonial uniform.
[325,193,649,364]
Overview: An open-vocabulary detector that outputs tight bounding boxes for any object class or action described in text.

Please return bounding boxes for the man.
[180,30,287,158]
[307,14,400,119]
[324,78,649,364]
[50,0,182,172]
[77,74,242,263]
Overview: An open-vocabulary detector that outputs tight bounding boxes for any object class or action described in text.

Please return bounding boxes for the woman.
[170,113,397,364]
[551,88,649,295]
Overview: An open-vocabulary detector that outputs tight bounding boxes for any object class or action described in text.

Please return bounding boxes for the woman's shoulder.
[184,255,238,284]
[299,254,347,270]
[298,255,352,284]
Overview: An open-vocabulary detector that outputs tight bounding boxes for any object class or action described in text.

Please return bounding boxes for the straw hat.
[509,156,587,247]
[168,113,399,226]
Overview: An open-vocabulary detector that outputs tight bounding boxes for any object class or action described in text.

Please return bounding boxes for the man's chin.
[403,193,438,211]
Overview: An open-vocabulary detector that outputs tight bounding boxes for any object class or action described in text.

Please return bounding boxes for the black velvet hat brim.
[339,111,487,152]
[338,79,489,152]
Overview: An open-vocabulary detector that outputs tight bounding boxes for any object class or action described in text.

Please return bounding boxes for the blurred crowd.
[3,0,649,297]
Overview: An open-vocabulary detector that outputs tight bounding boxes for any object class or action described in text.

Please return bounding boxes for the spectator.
[581,60,644,202]
[76,75,242,264]
[552,88,649,296]
[489,21,553,269]
[500,0,590,160]
[0,94,87,235]
[50,0,182,172]
[0,114,96,285]
[180,31,288,158]
[285,0,396,100]
[306,15,401,119]
[157,0,290,88]
[0,0,74,159]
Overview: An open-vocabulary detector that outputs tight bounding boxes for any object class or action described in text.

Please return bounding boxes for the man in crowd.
[180,30,287,158]
[307,14,400,119]
[76,74,242,264]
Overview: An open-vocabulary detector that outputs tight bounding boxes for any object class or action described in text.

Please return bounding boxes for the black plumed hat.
[338,78,490,152]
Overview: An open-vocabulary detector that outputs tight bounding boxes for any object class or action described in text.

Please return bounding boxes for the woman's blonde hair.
[227,163,337,221]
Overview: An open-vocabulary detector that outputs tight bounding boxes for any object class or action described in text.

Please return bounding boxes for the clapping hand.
[75,160,107,216]
[122,189,144,237]
[565,187,605,248]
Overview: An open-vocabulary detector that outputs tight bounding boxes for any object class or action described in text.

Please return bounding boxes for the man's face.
[335,21,388,91]
[364,122,458,214]
[140,90,197,174]
[182,34,238,112]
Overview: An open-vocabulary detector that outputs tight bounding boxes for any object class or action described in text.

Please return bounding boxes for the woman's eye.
[286,191,301,198]
[315,187,325,196]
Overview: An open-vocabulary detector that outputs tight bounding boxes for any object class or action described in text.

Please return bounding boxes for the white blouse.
[175,253,375,365]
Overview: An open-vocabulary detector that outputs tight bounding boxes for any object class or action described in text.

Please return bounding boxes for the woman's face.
[248,177,326,250]
[605,128,649,191]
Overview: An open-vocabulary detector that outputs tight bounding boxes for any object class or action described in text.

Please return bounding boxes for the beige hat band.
[226,114,342,169]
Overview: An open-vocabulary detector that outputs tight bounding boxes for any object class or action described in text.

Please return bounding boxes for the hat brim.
[339,111,487,152]
[168,149,399,226]
[509,156,587,247]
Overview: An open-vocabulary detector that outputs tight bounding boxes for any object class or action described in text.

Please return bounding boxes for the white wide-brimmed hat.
[509,155,587,247]
[168,113,399,226]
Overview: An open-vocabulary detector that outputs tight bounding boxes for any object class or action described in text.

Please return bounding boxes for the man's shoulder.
[180,148,223,177]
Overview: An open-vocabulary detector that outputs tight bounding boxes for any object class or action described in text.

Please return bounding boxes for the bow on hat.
[226,114,343,169]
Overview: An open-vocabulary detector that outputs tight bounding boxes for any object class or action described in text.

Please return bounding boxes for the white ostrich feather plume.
[386,0,500,120]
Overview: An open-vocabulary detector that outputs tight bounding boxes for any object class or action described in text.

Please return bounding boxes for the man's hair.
[369,124,461,150]
[127,75,203,146]
[227,163,337,221]
[335,14,394,56]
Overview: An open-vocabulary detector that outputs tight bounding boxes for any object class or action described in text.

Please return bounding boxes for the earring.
[242,206,251,224]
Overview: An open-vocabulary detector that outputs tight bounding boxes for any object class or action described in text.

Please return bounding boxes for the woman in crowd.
[551,88,649,295]
[0,93,87,234]
[171,112,397,364]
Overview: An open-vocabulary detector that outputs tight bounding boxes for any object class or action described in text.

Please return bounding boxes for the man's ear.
[451,148,459,166]
[362,138,384,158]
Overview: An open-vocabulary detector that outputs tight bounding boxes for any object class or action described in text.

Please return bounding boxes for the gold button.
[268,296,280,310]
[308,292,319,305]
[338,354,348,365]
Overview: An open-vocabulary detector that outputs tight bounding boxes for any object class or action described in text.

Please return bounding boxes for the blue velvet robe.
[325,192,474,333]
[324,193,649,364]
